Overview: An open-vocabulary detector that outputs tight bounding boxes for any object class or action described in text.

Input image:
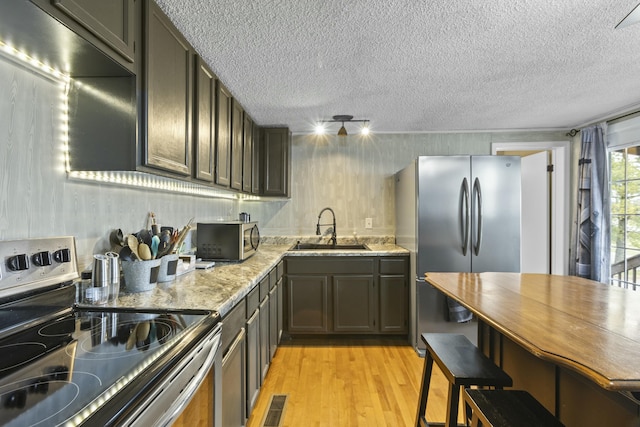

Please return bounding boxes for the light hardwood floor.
[247,336,460,427]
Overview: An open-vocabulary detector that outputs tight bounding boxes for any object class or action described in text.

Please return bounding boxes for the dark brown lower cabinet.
[285,256,408,335]
[259,298,270,381]
[379,275,408,333]
[287,274,329,333]
[269,286,278,359]
[333,275,375,332]
[246,308,260,415]
[222,328,246,427]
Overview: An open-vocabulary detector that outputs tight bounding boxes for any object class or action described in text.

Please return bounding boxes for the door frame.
[492,141,570,275]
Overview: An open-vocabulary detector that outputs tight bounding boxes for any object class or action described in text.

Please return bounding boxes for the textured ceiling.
[155,0,640,134]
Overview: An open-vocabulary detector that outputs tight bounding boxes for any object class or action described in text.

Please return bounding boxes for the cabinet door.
[379,275,408,333]
[251,122,261,194]
[215,81,232,187]
[222,329,246,427]
[261,127,291,197]
[287,275,329,333]
[259,297,270,382]
[53,0,135,63]
[194,57,215,182]
[145,1,192,176]
[276,276,283,342]
[242,114,253,193]
[269,286,278,359]
[230,99,244,191]
[333,275,376,332]
[246,309,260,414]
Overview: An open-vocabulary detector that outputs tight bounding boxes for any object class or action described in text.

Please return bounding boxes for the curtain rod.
[566,109,640,137]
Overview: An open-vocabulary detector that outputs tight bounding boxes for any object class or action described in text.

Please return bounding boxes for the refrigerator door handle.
[461,177,470,256]
[473,177,483,255]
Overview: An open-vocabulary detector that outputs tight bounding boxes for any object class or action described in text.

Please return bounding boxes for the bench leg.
[415,352,434,427]
[445,383,461,427]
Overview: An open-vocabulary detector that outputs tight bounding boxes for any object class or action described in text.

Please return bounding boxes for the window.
[610,146,640,289]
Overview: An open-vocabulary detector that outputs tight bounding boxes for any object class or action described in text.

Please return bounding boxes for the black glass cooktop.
[0,302,215,426]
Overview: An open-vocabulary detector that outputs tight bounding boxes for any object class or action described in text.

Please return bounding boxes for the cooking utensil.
[150,212,160,236]
[151,235,160,258]
[118,245,136,261]
[109,228,125,250]
[169,217,194,254]
[138,243,152,261]
[126,235,140,259]
[137,229,153,247]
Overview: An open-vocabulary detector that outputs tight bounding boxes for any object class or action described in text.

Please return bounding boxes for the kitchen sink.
[289,242,370,251]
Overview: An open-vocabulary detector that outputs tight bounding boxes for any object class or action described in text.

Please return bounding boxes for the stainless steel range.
[0,237,222,426]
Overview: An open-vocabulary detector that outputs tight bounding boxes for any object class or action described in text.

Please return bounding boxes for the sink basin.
[289,243,370,251]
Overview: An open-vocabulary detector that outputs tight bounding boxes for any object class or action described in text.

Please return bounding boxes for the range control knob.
[7,254,29,271]
[53,248,71,263]
[32,251,52,267]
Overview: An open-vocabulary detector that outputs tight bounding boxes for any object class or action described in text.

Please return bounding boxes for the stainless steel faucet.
[316,207,337,245]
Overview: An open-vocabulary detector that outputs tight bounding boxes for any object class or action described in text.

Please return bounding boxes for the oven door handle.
[148,322,222,427]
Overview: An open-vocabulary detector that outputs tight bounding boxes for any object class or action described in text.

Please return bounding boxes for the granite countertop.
[112,243,408,317]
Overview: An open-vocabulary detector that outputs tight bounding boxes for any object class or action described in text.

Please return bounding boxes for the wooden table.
[424,272,640,427]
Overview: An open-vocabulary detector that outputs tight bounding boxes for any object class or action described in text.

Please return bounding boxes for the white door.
[521,151,550,273]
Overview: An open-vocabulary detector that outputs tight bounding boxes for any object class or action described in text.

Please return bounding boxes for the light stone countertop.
[111,243,409,317]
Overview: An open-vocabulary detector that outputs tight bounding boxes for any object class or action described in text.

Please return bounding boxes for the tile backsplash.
[0,57,568,269]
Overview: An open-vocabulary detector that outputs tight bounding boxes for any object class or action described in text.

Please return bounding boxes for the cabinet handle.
[222,327,246,366]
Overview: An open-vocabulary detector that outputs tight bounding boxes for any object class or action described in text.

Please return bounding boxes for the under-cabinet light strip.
[67,170,252,200]
[0,39,70,83]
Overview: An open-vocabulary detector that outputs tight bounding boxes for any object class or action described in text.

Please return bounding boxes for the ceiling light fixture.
[317,115,371,136]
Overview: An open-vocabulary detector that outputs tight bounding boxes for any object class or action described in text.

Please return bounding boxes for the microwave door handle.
[251,225,260,249]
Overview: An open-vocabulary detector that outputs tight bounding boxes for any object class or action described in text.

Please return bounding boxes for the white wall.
[0,56,569,269]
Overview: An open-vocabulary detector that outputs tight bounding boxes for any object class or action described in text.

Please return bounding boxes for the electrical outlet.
[365,218,373,229]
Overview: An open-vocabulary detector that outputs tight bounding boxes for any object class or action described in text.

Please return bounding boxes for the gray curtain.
[573,123,610,283]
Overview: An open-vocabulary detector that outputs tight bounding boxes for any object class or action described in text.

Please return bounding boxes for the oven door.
[121,322,222,427]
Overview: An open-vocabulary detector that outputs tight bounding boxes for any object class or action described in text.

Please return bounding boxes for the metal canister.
[88,254,109,304]
[105,251,120,302]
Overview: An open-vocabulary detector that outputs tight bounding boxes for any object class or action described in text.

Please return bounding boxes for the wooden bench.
[464,389,564,427]
[415,333,513,427]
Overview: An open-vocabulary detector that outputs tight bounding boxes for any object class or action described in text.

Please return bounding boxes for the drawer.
[247,286,260,313]
[286,257,374,274]
[379,257,408,275]
[259,276,270,301]
[276,260,284,280]
[269,268,277,290]
[221,301,246,355]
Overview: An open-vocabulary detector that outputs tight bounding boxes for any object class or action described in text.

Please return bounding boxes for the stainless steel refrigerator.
[395,156,521,353]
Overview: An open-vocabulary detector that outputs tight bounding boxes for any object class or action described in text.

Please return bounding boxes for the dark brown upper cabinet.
[230,100,244,191]
[194,56,216,183]
[261,127,291,198]
[51,0,136,64]
[216,82,232,187]
[242,114,253,193]
[251,123,261,194]
[143,0,193,176]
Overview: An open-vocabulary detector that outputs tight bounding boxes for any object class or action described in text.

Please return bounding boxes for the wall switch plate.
[365,218,373,229]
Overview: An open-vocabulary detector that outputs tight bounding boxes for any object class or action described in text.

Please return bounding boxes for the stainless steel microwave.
[196,222,260,261]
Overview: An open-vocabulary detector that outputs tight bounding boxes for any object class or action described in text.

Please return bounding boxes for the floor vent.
[261,394,288,427]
